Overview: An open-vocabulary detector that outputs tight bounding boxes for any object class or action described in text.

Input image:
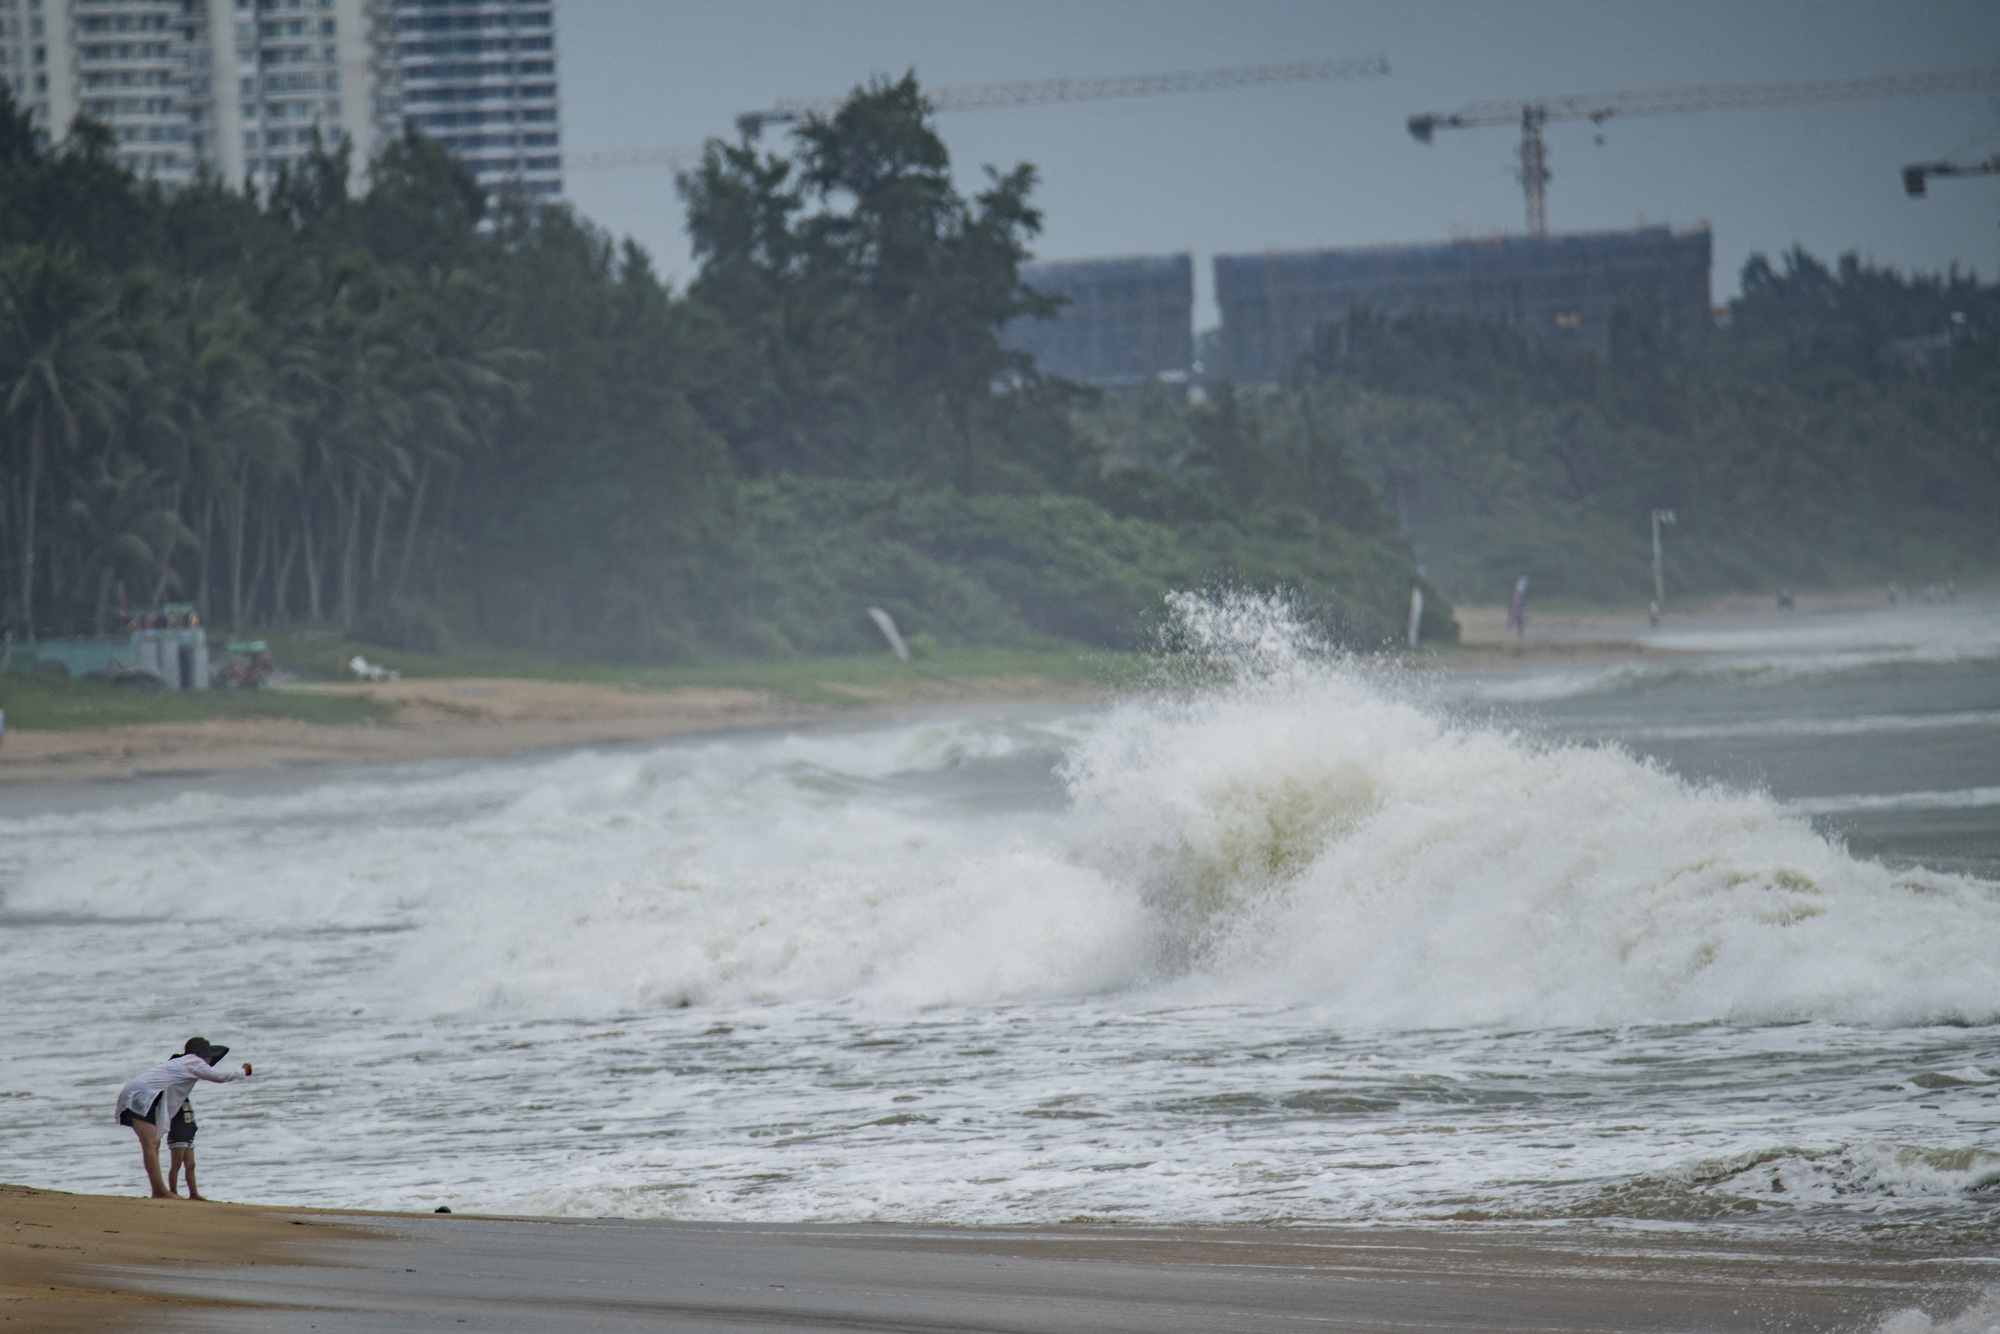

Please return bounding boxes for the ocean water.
[3,594,1997,1233]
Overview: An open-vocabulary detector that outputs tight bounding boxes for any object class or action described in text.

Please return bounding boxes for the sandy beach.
[8,596,1999,1330]
[9,588,1961,785]
[5,1184,1993,1332]
[0,672,1101,785]
[0,608,1701,784]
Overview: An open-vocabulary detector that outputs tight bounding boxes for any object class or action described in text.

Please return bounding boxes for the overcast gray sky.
[556,1,2000,325]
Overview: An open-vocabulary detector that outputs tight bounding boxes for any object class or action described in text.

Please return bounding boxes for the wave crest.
[8,593,1998,1027]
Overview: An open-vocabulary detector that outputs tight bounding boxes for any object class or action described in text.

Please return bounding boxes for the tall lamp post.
[1651,509,1677,607]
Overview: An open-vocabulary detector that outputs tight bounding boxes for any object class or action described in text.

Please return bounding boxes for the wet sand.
[5,1185,1993,1332]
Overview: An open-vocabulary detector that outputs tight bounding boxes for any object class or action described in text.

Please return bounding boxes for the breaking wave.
[7,592,1999,1028]
[1060,593,2000,1026]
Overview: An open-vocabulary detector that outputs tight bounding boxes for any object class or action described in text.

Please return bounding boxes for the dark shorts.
[119,1093,163,1129]
[167,1102,197,1146]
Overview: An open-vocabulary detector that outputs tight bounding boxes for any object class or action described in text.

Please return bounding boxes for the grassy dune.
[0,673,392,731]
[1,634,1139,732]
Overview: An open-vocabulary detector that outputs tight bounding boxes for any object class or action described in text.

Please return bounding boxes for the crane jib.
[574,54,1391,164]
[1406,66,2000,238]
[736,55,1391,141]
[1415,66,2000,131]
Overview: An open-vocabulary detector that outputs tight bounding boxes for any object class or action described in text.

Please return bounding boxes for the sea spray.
[1877,1290,2000,1334]
[366,589,2000,1023]
[1066,591,2000,1026]
[8,592,1998,1027]
[4,591,1999,1224]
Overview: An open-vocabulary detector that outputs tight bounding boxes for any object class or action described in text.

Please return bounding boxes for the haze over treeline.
[1091,256,1999,603]
[0,77,1992,662]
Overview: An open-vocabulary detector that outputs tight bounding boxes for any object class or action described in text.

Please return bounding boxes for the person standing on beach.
[166,1092,203,1198]
[113,1038,251,1199]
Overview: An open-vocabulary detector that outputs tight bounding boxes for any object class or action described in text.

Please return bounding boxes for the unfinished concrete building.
[1214,226,1712,382]
[1004,254,1193,386]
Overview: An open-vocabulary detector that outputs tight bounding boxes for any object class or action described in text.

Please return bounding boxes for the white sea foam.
[1788,787,2000,816]
[1603,710,2000,744]
[1462,599,2000,703]
[6,594,1998,1029]
[1061,594,2000,1027]
[1878,1291,2000,1334]
[4,592,1999,1228]
[1645,600,2000,661]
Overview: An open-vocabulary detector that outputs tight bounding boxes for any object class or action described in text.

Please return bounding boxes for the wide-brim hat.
[182,1037,229,1066]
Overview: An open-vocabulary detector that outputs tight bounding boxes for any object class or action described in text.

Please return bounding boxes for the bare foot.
[186,1192,208,1202]
[150,1189,173,1198]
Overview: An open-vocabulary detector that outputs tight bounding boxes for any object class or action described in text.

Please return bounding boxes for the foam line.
[1789,787,2000,815]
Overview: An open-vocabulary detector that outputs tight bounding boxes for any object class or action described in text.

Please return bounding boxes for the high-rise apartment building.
[0,0,558,196]
[210,0,386,188]
[386,0,560,197]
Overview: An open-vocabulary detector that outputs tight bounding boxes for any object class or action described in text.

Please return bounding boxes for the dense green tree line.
[0,76,1437,660]
[1084,252,2000,605]
[0,105,526,646]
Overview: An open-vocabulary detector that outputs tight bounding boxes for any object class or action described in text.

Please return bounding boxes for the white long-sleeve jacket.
[113,1055,247,1133]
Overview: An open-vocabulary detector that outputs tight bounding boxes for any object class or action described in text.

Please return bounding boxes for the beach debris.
[348,655,401,682]
[867,607,910,661]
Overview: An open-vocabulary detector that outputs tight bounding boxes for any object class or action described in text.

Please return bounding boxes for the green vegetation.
[259,627,1135,702]
[9,60,1982,699]
[0,636,1130,731]
[0,74,1438,675]
[0,671,388,730]
[1084,253,2000,607]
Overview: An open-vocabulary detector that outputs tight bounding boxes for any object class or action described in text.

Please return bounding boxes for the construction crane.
[735,54,1388,140]
[1408,67,2000,237]
[1903,153,2000,196]
[565,55,1389,174]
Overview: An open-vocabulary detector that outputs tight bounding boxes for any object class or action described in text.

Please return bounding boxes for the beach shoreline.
[0,589,1972,785]
[5,1184,1992,1333]
[0,641,1672,786]
[0,673,1102,785]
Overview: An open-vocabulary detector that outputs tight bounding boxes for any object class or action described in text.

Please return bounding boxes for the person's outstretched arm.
[187,1059,252,1083]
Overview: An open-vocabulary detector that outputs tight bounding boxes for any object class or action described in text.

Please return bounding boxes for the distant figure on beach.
[1506,576,1530,638]
[1648,600,1661,629]
[114,1038,251,1199]
[1777,587,1794,611]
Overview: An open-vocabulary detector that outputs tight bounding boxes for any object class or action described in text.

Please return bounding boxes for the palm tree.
[263,252,410,627]
[0,246,133,638]
[65,451,196,631]
[380,263,524,604]
[136,280,294,628]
